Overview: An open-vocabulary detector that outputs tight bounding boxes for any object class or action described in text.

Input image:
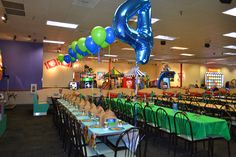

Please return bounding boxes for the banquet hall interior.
[0,0,236,157]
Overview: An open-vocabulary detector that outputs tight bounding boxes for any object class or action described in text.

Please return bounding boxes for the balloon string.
[135,62,139,96]
[98,50,100,63]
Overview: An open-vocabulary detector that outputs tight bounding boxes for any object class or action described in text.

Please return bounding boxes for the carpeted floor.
[0,105,235,157]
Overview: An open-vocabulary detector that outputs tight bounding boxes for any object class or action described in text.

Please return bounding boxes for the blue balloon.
[112,0,153,64]
[75,45,88,57]
[105,27,116,44]
[64,55,71,63]
[68,48,77,59]
[85,36,100,55]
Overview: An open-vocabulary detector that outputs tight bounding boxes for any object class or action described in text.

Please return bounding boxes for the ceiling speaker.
[219,0,232,4]
[160,40,166,45]
[205,43,210,48]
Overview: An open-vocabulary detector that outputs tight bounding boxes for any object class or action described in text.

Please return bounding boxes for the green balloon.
[91,26,106,46]
[101,41,109,48]
[71,41,77,52]
[77,38,87,52]
[57,54,64,62]
[77,53,83,60]
[71,57,76,62]
[87,50,93,56]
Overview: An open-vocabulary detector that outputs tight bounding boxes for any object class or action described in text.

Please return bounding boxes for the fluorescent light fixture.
[223,32,236,38]
[43,40,65,44]
[154,35,176,41]
[153,58,164,61]
[214,58,225,61]
[206,62,216,64]
[104,54,118,57]
[46,20,78,29]
[122,48,134,51]
[223,52,236,56]
[127,59,136,62]
[224,45,236,50]
[102,60,109,63]
[171,47,188,50]
[150,55,155,57]
[222,7,236,17]
[88,57,98,59]
[180,53,195,56]
[130,16,159,24]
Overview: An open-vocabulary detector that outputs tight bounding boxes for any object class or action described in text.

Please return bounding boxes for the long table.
[113,98,231,141]
[57,99,133,137]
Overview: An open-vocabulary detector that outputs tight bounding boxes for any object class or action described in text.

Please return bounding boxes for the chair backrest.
[156,108,171,132]
[143,105,156,127]
[73,120,87,157]
[114,127,145,157]
[124,101,134,124]
[174,112,193,141]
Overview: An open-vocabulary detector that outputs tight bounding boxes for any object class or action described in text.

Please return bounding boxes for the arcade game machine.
[80,65,97,88]
[157,64,176,89]
[205,68,224,89]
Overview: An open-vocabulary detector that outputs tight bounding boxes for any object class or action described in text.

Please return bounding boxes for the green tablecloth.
[113,98,231,141]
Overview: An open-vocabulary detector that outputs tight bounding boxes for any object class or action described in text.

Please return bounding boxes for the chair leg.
[190,142,194,157]
[174,137,177,157]
[211,140,214,157]
[227,141,231,157]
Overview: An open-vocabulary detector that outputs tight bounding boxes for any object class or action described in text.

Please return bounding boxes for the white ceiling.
[0,0,236,65]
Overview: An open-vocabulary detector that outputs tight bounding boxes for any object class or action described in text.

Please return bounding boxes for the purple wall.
[0,40,43,90]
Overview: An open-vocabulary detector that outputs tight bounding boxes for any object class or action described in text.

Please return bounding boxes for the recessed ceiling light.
[222,7,236,17]
[154,35,176,41]
[206,62,216,64]
[171,47,188,50]
[223,32,236,38]
[223,52,236,56]
[130,16,159,24]
[180,53,195,56]
[104,54,118,57]
[122,48,134,51]
[43,40,65,44]
[46,20,78,29]
[224,45,236,50]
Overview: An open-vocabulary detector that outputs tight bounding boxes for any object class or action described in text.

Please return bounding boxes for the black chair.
[155,108,173,153]
[72,118,114,157]
[207,107,232,157]
[204,102,221,117]
[124,101,134,125]
[173,112,210,157]
[143,105,157,134]
[114,127,146,157]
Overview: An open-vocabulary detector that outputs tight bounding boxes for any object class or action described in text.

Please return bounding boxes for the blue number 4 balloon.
[113,0,153,64]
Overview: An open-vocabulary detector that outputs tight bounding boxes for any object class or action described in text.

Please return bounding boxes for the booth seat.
[33,88,63,116]
[33,94,49,116]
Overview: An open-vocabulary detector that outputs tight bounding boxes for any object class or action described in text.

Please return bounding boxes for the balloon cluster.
[57,26,116,64]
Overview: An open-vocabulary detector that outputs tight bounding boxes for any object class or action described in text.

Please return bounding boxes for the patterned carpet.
[0,105,235,157]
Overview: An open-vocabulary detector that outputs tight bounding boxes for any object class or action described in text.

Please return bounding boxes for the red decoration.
[44,59,58,69]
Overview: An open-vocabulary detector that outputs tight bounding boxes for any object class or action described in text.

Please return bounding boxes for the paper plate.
[82,119,92,122]
[109,127,125,131]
